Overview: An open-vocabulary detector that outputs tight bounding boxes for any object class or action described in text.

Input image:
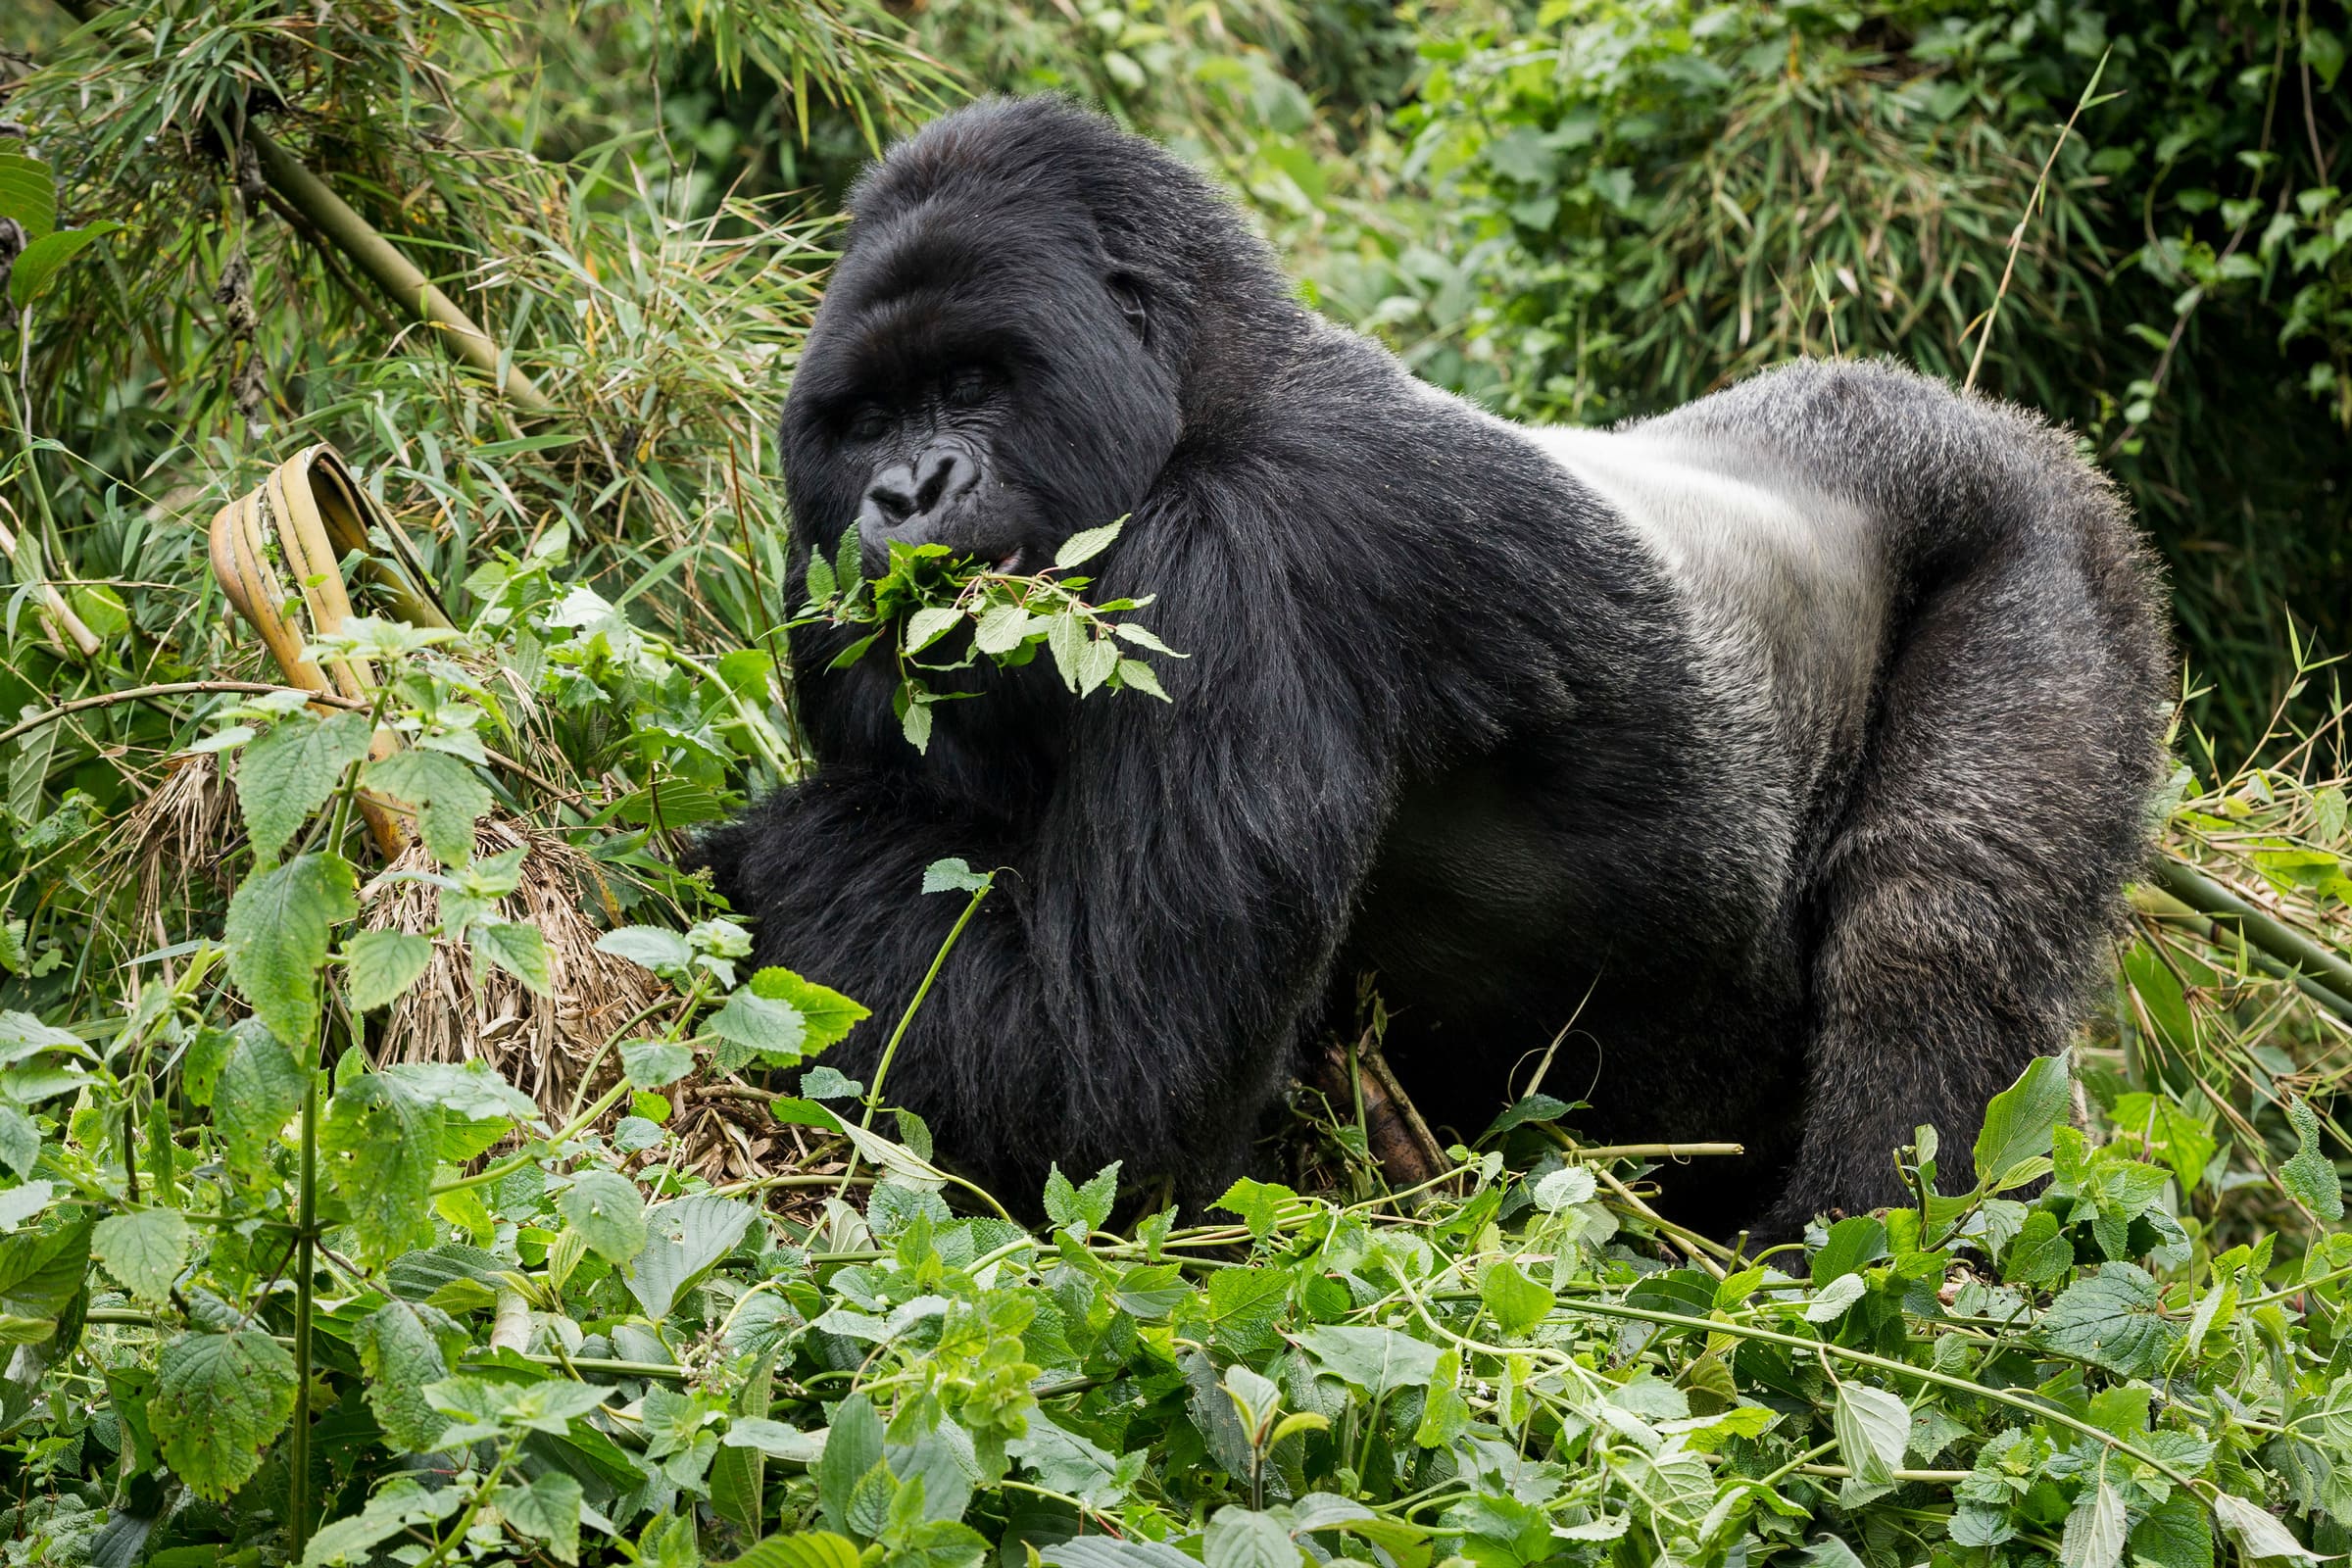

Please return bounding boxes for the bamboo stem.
[2148,857,2352,1011]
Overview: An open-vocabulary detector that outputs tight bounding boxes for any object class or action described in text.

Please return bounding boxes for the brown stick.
[1309,1032,1447,1191]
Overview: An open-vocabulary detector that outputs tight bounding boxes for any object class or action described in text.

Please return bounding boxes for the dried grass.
[107,752,239,949]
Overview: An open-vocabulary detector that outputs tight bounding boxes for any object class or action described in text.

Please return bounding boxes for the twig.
[2148,856,2352,1009]
[1964,50,2110,393]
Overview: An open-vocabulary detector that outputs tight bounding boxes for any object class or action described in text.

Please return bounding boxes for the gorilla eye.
[845,406,892,442]
[945,367,994,407]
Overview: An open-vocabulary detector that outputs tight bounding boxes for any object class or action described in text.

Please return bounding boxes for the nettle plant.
[792,519,1187,753]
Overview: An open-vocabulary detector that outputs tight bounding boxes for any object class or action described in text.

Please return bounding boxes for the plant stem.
[286,1050,320,1557]
[432,1077,635,1196]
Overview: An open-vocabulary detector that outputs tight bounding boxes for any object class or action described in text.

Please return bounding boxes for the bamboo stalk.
[2147,857,2352,1012]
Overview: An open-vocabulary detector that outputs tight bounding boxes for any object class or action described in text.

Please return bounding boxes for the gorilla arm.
[709,504,1396,1205]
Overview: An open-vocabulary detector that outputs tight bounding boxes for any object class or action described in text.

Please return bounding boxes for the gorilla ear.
[1107,273,1151,344]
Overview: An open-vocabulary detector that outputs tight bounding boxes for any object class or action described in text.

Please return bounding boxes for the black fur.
[700,98,2172,1235]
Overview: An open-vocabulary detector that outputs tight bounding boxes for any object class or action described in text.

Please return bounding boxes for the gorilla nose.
[858,443,983,545]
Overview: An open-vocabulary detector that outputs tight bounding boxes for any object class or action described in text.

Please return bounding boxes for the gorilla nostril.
[914,449,974,514]
[863,467,918,524]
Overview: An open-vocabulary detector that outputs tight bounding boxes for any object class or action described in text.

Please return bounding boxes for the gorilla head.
[779,99,1273,578]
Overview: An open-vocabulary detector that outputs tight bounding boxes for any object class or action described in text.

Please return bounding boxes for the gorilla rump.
[701,97,2170,1235]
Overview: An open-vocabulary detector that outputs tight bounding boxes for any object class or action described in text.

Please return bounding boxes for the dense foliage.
[0,4,2350,1568]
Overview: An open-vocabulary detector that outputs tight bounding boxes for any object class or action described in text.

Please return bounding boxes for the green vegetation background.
[0,5,2350,1568]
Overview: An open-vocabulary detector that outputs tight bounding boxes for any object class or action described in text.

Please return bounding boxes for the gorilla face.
[780,168,1186,578]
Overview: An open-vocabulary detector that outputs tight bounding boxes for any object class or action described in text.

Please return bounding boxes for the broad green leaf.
[2130,1493,2214,1568]
[1974,1054,2071,1191]
[1054,520,1123,569]
[8,222,121,308]
[622,1194,757,1319]
[749,966,871,1054]
[598,926,693,973]
[364,749,492,866]
[2212,1492,2324,1563]
[0,1209,88,1324]
[1047,612,1087,690]
[344,929,434,1013]
[147,1330,298,1502]
[560,1169,648,1265]
[0,1180,51,1231]
[816,1392,885,1537]
[234,710,373,865]
[1203,1505,1299,1568]
[904,606,962,654]
[974,603,1033,655]
[621,1040,694,1088]
[1831,1384,1909,1487]
[1480,1258,1554,1337]
[2002,1208,2075,1287]
[497,1471,583,1563]
[216,1022,306,1178]
[1043,1161,1121,1237]
[319,1073,444,1264]
[707,985,807,1070]
[1212,1176,1297,1241]
[1295,1325,1442,1397]
[303,1478,462,1566]
[921,858,991,895]
[2061,1478,2127,1568]
[91,1208,190,1302]
[1811,1214,1888,1285]
[1805,1273,1867,1322]
[356,1298,464,1452]
[2034,1264,2182,1377]
[731,1533,864,1568]
[225,854,357,1047]
[473,920,554,996]
[2280,1097,2345,1220]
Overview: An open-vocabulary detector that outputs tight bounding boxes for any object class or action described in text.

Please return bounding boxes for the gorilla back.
[702,97,2170,1235]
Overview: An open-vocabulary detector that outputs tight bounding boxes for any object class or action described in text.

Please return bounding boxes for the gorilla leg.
[1766,502,2164,1233]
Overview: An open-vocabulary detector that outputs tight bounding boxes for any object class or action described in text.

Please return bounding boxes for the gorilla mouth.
[993,549,1024,573]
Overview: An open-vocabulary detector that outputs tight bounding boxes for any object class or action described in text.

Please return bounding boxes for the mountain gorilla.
[701,96,2170,1236]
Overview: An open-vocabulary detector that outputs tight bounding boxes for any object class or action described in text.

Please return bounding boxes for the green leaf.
[748,966,870,1054]
[1480,1258,1554,1337]
[1974,1054,2071,1191]
[817,1392,885,1537]
[498,1471,584,1563]
[235,710,373,866]
[560,1169,649,1265]
[7,222,121,308]
[303,1478,462,1566]
[622,1194,756,1319]
[2061,1478,2126,1568]
[225,854,357,1047]
[343,929,434,1013]
[2280,1096,2345,1220]
[1203,1506,1300,1568]
[216,1022,306,1178]
[1043,1161,1120,1237]
[92,1208,190,1303]
[472,920,554,997]
[355,1299,464,1452]
[973,603,1033,656]
[2212,1493,2324,1563]
[2130,1493,2215,1568]
[1832,1384,1909,1488]
[921,858,991,895]
[1296,1325,1442,1397]
[319,1072,444,1264]
[732,1535,863,1568]
[2002,1208,2075,1287]
[904,606,963,654]
[1811,1214,1888,1286]
[597,926,694,973]
[364,749,492,866]
[1054,520,1123,570]
[0,153,56,241]
[146,1330,298,1502]
[806,548,839,606]
[621,1040,694,1088]
[2034,1264,2182,1377]
[1211,1176,1297,1241]
[707,984,807,1070]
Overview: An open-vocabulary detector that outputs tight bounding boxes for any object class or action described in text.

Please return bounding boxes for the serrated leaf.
[706,984,807,1070]
[364,749,492,867]
[904,606,962,654]
[900,696,934,753]
[92,1208,190,1302]
[1974,1054,2071,1192]
[1047,612,1087,691]
[745,966,869,1055]
[225,854,357,1047]
[147,1330,297,1502]
[1296,1325,1442,1397]
[816,1391,884,1536]
[921,858,991,895]
[1805,1272,1867,1322]
[598,926,693,972]
[1053,520,1123,569]
[1480,1258,1553,1336]
[2281,1096,2345,1220]
[319,1073,443,1264]
[498,1470,583,1563]
[1043,1161,1120,1237]
[2034,1264,2181,1377]
[356,1299,463,1452]
[1203,1505,1297,1568]
[621,1040,694,1088]
[216,1022,305,1177]
[806,548,838,606]
[1113,658,1169,699]
[973,603,1033,656]
[1832,1384,1909,1487]
[732,1533,864,1568]
[560,1169,648,1265]
[344,929,434,1012]
[2061,1478,2126,1568]
[2131,1492,2214,1568]
[233,710,373,865]
[2213,1493,2323,1563]
[472,920,553,996]
[622,1194,756,1319]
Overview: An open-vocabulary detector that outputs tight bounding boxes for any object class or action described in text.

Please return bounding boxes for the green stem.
[2147,856,2352,1014]
[286,1052,320,1557]
[414,1440,519,1568]
[835,879,991,1203]
[432,1077,635,1196]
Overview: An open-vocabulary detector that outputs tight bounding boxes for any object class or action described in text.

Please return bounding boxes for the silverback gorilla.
[700,97,2171,1236]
